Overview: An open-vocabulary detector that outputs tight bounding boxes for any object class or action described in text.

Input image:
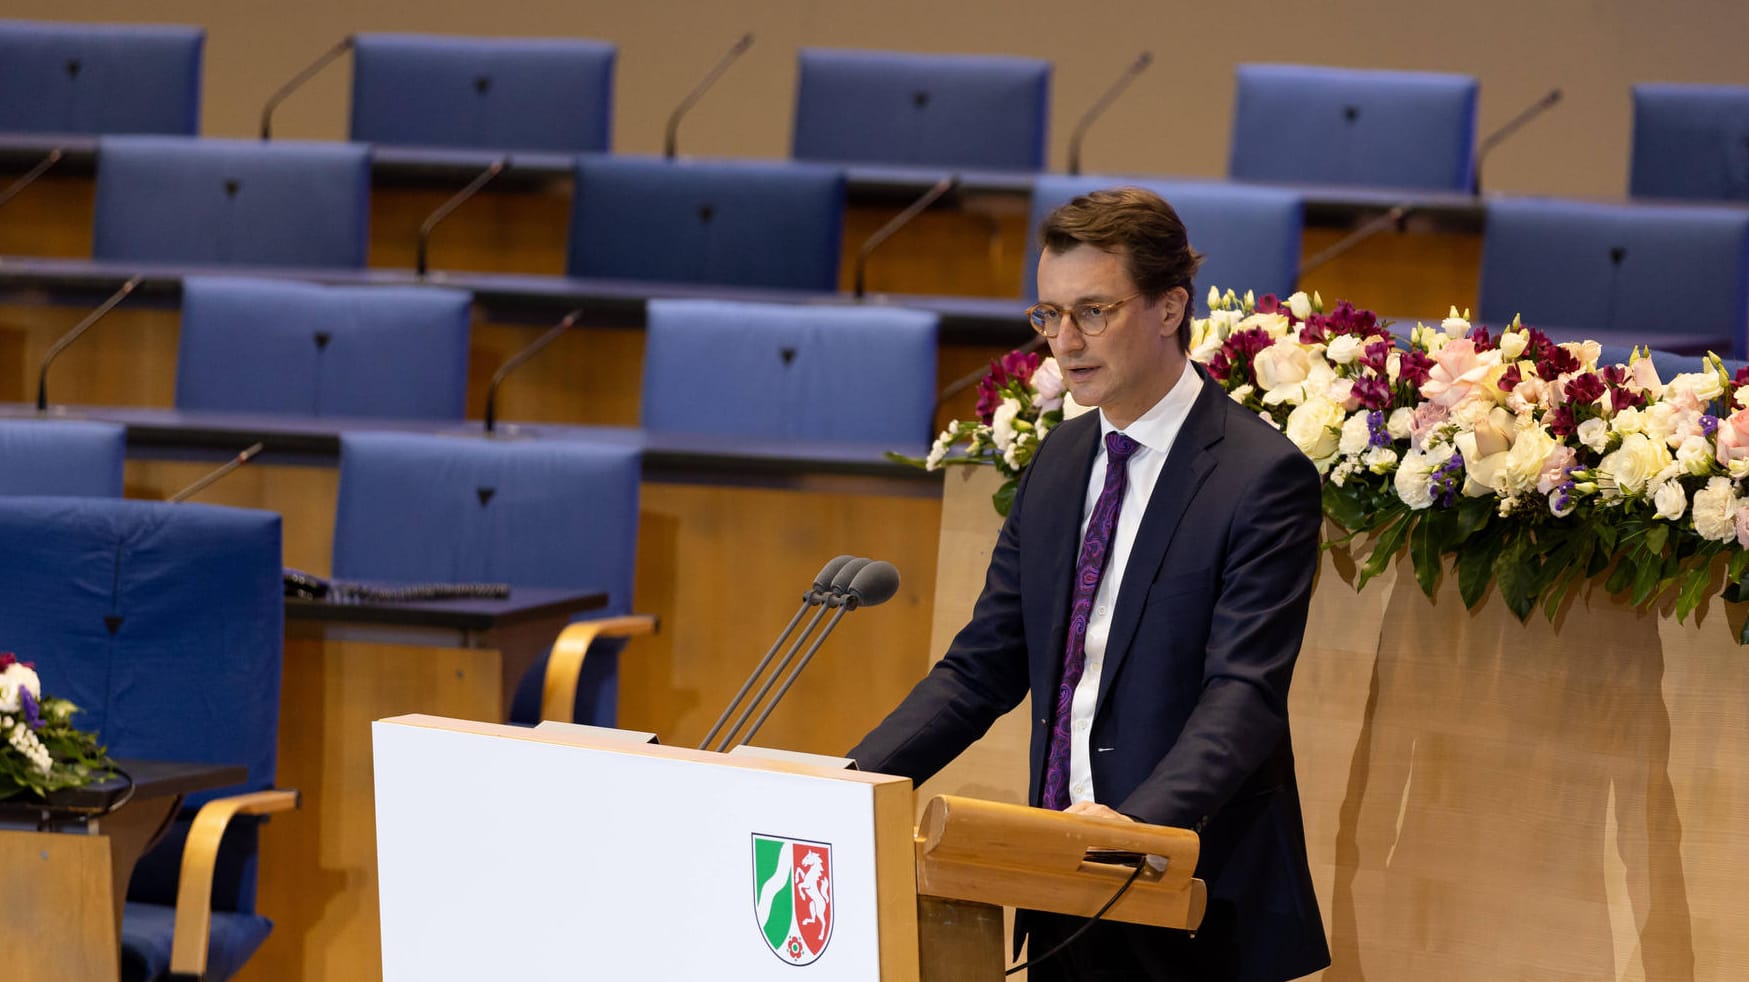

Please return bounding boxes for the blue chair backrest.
[93,136,371,268]
[332,433,641,724]
[350,32,615,154]
[0,19,202,136]
[567,155,845,291]
[1631,83,1749,202]
[1024,177,1303,312]
[642,300,938,445]
[1230,64,1478,191]
[1479,197,1749,358]
[792,48,1051,171]
[178,277,472,420]
[0,420,125,496]
[0,498,282,909]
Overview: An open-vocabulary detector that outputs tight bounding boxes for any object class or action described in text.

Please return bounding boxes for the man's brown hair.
[1038,187,1204,351]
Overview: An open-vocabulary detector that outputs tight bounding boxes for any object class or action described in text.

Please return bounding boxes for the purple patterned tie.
[1042,431,1140,811]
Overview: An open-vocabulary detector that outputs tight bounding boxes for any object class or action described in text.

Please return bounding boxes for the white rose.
[1692,476,1740,542]
[1362,446,1399,473]
[991,398,1022,450]
[1288,291,1313,320]
[1639,403,1679,447]
[1284,397,1346,469]
[1611,406,1644,435]
[1576,417,1610,453]
[1677,435,1713,476]
[1338,411,1372,456]
[1387,407,1415,440]
[1394,450,1438,509]
[1563,340,1603,371]
[1326,335,1363,365]
[1189,320,1225,362]
[1597,432,1674,497]
[1238,311,1293,340]
[1387,351,1402,381]
[1498,330,1529,361]
[1252,341,1312,392]
[1653,480,1688,521]
[1668,371,1725,406]
[1229,384,1255,404]
[1442,305,1471,338]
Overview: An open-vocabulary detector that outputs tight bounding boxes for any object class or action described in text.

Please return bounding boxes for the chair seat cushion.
[121,902,274,982]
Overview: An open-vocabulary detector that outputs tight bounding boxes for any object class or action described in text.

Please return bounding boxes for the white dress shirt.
[1068,358,1204,805]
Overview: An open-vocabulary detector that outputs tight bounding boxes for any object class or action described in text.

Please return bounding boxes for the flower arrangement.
[0,652,115,800]
[911,286,1749,639]
[906,349,1073,516]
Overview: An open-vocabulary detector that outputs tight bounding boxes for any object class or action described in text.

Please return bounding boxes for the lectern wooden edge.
[371,715,1204,981]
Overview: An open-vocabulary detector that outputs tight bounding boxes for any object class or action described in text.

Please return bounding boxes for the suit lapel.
[1095,372,1227,712]
[1026,414,1100,698]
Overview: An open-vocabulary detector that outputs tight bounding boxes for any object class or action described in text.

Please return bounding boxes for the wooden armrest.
[169,788,301,978]
[539,614,659,723]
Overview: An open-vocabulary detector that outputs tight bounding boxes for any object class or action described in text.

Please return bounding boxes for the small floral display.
[908,287,1749,638]
[907,349,1071,516]
[0,652,115,800]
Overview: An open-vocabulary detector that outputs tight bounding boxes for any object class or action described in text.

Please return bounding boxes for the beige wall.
[13,1,1749,199]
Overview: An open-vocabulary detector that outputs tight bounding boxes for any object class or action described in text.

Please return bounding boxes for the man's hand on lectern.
[1064,801,1134,822]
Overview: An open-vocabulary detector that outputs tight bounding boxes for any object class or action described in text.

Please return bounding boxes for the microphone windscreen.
[813,555,858,591]
[828,558,872,593]
[846,561,901,608]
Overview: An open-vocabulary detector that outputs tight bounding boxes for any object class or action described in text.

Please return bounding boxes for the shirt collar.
[1097,358,1203,454]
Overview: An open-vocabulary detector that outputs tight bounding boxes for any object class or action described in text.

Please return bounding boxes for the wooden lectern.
[373,715,1204,980]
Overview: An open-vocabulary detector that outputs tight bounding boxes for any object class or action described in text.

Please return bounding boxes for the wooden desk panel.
[0,176,94,260]
[1297,225,1482,322]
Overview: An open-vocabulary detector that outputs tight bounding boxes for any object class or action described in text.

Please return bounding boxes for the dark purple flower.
[1600,365,1647,411]
[1563,372,1606,407]
[1466,324,1495,352]
[1397,349,1434,390]
[974,350,1040,423]
[0,653,13,672]
[1325,300,1385,339]
[1547,405,1577,438]
[1351,376,1392,411]
[1255,293,1282,315]
[1498,364,1523,394]
[1207,350,1232,382]
[1703,415,1721,437]
[1552,479,1576,515]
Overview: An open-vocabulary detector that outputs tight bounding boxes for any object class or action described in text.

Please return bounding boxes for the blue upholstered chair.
[93,136,371,268]
[0,498,292,981]
[1479,197,1749,358]
[0,19,202,136]
[178,277,472,420]
[1631,83,1749,202]
[792,48,1051,171]
[567,155,846,292]
[642,300,937,445]
[332,433,645,724]
[350,32,615,154]
[0,420,125,496]
[1024,176,1303,311]
[1229,64,1479,191]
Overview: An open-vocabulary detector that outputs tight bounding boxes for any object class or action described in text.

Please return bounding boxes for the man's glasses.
[1025,292,1144,338]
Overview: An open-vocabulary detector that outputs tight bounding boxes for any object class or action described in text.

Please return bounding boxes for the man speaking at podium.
[851,188,1330,981]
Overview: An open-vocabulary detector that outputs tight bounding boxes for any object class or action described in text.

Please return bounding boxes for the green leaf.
[1630,549,1667,607]
[1456,496,1493,540]
[1595,522,1619,556]
[1359,512,1414,590]
[1644,523,1670,557]
[1322,481,1371,533]
[1457,533,1506,609]
[1542,563,1583,622]
[992,478,1018,517]
[1675,555,1717,623]
[1604,555,1636,596]
[1494,533,1537,621]
[1409,512,1442,596]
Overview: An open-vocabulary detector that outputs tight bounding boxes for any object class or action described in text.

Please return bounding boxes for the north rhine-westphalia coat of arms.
[752,833,834,966]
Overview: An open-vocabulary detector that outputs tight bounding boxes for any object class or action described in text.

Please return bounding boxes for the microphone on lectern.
[482,308,582,435]
[36,276,143,413]
[1472,88,1563,194]
[0,147,65,212]
[417,156,509,278]
[1066,52,1153,177]
[853,175,959,299]
[260,36,356,140]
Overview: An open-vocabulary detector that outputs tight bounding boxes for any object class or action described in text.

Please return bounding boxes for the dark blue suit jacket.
[851,367,1331,982]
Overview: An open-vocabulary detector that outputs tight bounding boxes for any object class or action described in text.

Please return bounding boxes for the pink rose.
[1032,358,1065,411]
[1420,339,1495,408]
[1716,408,1749,468]
[1736,505,1749,549]
[1536,444,1576,494]
[1408,401,1450,451]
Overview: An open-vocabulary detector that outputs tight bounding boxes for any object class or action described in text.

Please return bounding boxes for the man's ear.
[1160,287,1189,336]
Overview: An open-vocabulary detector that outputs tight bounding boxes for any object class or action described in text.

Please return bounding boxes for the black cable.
[1004,857,1148,976]
[98,762,136,817]
[329,581,510,603]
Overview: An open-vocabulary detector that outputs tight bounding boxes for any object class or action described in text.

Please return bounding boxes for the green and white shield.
[752,833,834,965]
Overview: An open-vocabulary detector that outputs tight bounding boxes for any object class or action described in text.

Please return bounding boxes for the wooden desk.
[0,759,247,982]
[255,589,603,982]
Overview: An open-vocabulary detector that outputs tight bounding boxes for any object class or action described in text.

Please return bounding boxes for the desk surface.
[0,758,248,818]
[0,134,1484,227]
[2,405,942,486]
[287,586,606,632]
